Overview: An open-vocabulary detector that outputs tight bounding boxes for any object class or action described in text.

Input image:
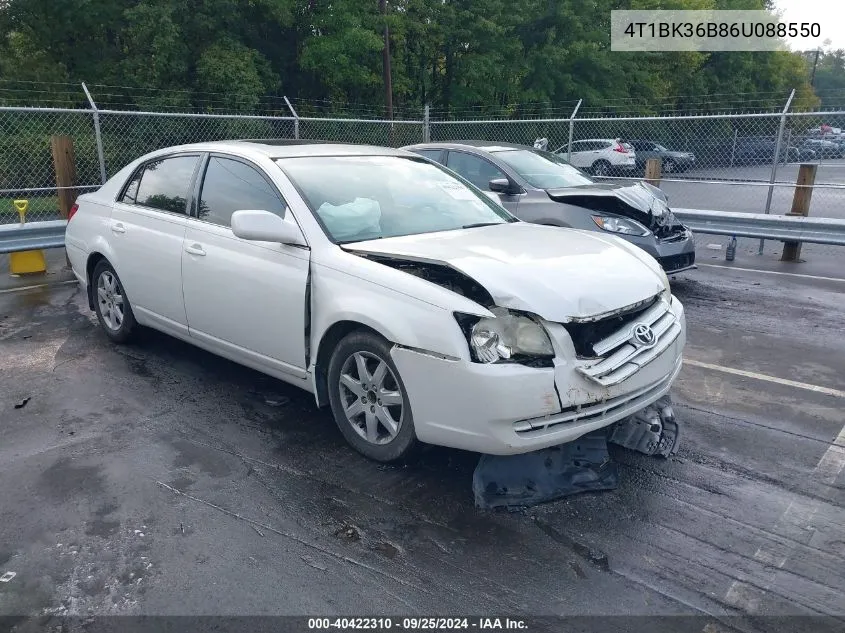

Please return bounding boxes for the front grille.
[562,295,659,358]
[575,296,681,387]
[659,252,695,272]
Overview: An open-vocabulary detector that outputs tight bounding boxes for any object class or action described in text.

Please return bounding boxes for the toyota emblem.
[631,323,656,347]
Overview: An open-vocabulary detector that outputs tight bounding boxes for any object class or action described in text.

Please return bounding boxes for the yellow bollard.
[9,199,47,275]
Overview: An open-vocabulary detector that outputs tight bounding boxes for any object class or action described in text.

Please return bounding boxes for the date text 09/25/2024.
[307,617,528,630]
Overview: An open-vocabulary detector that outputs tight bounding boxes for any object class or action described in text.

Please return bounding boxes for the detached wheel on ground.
[591,160,611,177]
[327,331,417,462]
[92,259,137,343]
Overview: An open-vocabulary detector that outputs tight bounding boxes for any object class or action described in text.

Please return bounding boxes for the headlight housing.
[592,215,651,236]
[455,307,554,366]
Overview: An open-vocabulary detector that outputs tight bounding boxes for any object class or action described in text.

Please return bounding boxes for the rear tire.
[92,260,137,344]
[327,331,417,462]
[592,160,611,177]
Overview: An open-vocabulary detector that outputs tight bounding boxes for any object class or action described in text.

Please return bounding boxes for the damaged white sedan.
[65,141,685,462]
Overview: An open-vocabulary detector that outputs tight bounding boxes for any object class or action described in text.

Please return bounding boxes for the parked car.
[732,139,808,164]
[627,140,695,173]
[798,138,844,159]
[563,138,636,176]
[65,141,686,462]
[404,141,696,274]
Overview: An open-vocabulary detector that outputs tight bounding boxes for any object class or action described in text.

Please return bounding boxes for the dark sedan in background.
[627,140,696,173]
[404,141,696,274]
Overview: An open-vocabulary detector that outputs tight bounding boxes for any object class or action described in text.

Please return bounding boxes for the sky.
[775,0,845,51]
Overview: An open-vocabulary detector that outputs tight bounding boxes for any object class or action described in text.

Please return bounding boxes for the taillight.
[68,203,79,220]
[613,142,628,153]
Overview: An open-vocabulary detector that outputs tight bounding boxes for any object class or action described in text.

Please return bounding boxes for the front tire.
[92,260,137,343]
[663,159,676,173]
[327,331,417,462]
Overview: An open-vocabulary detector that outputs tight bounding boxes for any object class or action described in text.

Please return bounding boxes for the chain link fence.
[3,97,845,231]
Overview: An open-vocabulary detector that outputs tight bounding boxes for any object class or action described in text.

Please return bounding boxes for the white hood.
[343,223,665,322]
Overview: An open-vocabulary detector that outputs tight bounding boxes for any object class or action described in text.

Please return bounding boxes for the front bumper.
[621,228,696,274]
[391,297,686,455]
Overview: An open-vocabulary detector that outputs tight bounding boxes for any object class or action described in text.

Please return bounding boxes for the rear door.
[110,153,201,336]
[181,153,310,379]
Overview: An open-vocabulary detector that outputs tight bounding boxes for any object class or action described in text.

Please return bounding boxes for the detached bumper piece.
[608,395,680,457]
[472,430,619,509]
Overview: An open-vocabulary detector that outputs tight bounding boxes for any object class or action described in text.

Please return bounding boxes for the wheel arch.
[312,319,390,408]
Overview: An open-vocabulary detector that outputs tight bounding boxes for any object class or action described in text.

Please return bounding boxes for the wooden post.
[644,158,662,187]
[51,135,78,219]
[781,163,816,262]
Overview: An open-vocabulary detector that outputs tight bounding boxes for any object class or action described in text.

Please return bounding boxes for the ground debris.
[14,397,31,409]
[333,523,360,542]
[473,429,618,509]
[608,395,680,457]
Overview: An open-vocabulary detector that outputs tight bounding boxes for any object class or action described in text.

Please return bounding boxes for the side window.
[414,149,445,164]
[198,156,287,227]
[134,155,199,214]
[446,152,507,190]
[121,168,143,204]
[571,141,588,152]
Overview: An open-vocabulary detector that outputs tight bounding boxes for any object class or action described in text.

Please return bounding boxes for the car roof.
[142,140,415,161]
[404,141,536,153]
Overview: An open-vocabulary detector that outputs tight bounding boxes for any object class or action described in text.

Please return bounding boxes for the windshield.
[277,155,515,243]
[492,149,594,190]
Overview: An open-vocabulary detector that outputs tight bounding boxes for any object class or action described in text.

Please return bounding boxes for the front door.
[445,150,521,214]
[181,154,310,379]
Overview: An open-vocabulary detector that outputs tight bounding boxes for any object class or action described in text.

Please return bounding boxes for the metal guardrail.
[0,213,843,256]
[674,209,845,246]
[0,220,68,254]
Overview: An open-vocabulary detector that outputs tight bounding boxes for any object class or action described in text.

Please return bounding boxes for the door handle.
[185,243,206,256]
[111,222,126,234]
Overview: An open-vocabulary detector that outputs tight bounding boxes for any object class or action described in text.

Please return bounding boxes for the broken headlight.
[591,215,650,237]
[455,308,554,364]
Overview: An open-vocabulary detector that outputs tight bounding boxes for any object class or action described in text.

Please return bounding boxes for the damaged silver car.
[404,141,696,274]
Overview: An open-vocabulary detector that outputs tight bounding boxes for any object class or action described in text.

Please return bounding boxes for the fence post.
[82,82,107,184]
[760,88,795,255]
[781,163,816,262]
[567,99,582,161]
[283,96,300,140]
[423,104,431,143]
[644,158,662,187]
[51,135,78,219]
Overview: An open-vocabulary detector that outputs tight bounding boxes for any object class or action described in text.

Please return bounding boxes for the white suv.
[563,139,636,177]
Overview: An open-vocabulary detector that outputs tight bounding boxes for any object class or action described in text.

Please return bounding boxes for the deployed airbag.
[316,197,382,241]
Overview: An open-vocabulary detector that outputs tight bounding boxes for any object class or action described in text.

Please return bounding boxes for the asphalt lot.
[0,253,844,632]
[604,160,845,220]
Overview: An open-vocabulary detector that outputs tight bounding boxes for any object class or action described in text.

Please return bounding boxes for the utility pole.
[380,0,393,120]
[811,48,821,86]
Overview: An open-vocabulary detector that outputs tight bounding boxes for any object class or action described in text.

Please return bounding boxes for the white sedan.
[65,141,685,462]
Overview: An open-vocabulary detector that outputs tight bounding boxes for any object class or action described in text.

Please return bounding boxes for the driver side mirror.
[489,178,517,194]
[231,210,307,246]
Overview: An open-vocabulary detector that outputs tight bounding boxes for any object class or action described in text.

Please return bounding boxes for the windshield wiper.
[461,222,505,229]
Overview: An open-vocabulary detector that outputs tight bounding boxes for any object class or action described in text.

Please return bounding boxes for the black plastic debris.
[473,429,619,509]
[608,395,680,458]
[14,396,31,410]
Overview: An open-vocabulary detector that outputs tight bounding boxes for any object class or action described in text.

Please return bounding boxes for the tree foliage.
[0,0,820,116]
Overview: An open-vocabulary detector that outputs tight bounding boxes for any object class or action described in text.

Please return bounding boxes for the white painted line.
[684,358,845,399]
[0,279,78,295]
[699,263,845,283]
